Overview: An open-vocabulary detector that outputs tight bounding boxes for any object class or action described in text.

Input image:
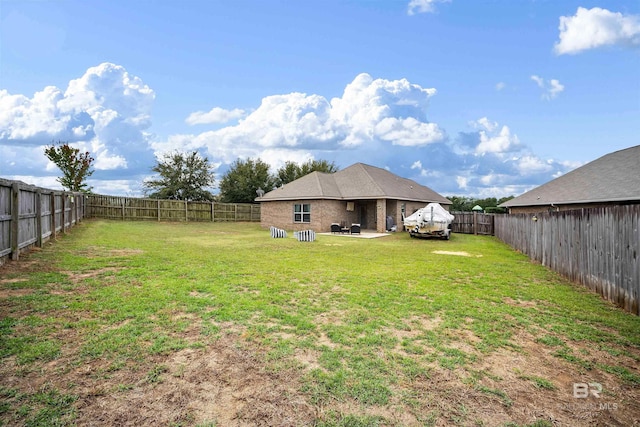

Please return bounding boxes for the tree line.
[44,142,514,207]
[43,142,337,203]
[446,195,515,213]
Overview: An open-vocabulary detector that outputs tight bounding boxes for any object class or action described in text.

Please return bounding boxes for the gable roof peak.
[258,162,450,204]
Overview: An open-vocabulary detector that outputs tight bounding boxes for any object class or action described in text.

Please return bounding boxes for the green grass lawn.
[1,220,639,426]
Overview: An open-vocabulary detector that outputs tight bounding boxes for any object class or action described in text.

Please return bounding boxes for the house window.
[294,203,311,223]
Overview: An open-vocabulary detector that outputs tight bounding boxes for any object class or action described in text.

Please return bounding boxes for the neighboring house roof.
[258,163,451,204]
[500,145,640,208]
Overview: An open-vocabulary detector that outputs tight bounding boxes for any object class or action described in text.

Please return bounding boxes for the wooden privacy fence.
[0,178,85,263]
[494,205,640,316]
[451,211,495,235]
[86,194,261,222]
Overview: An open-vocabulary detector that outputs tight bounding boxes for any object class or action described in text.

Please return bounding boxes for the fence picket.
[495,206,640,316]
[84,194,260,223]
[451,212,495,235]
[0,178,85,263]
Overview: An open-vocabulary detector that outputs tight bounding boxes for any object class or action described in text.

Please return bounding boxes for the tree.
[275,159,339,187]
[275,161,300,188]
[497,195,515,205]
[219,158,275,203]
[447,195,515,211]
[44,141,95,193]
[143,151,215,201]
[447,196,475,212]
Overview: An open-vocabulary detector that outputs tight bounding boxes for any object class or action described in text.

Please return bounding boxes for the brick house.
[256,163,451,233]
[499,145,640,214]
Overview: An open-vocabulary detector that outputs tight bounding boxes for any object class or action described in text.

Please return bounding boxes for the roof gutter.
[501,196,640,208]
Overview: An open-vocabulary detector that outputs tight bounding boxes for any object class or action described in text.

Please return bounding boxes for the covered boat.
[403,203,454,239]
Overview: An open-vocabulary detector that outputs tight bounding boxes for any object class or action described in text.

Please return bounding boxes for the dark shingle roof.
[501,145,640,208]
[258,163,451,204]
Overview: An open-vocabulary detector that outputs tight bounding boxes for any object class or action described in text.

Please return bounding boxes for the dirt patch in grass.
[82,335,316,426]
[0,257,52,275]
[432,250,483,257]
[294,348,322,371]
[314,310,348,326]
[2,319,639,426]
[77,246,144,258]
[0,278,29,284]
[470,330,640,426]
[0,288,34,298]
[63,267,124,284]
[1,334,316,427]
[503,297,538,308]
[387,315,442,341]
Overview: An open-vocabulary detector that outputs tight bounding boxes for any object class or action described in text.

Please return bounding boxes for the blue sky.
[1,0,638,198]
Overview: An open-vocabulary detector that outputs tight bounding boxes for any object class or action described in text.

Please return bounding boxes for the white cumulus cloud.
[0,63,156,195]
[419,116,580,197]
[531,75,564,100]
[407,0,451,15]
[517,156,553,174]
[476,124,521,155]
[554,7,640,55]
[472,117,498,132]
[186,107,246,125]
[456,176,469,190]
[1,63,154,158]
[375,117,444,146]
[154,73,445,165]
[0,87,94,143]
[1,63,578,199]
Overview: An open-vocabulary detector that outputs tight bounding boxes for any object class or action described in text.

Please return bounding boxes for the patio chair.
[331,223,341,234]
[350,223,361,234]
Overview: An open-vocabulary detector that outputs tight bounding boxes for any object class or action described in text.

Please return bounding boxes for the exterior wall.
[325,200,358,230]
[261,199,357,232]
[386,199,398,231]
[376,199,386,233]
[261,199,453,232]
[507,201,639,214]
[404,201,429,215]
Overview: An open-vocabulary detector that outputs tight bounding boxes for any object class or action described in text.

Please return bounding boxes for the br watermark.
[573,382,602,399]
[557,382,619,412]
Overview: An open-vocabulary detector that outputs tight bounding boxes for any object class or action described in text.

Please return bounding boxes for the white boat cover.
[404,203,454,226]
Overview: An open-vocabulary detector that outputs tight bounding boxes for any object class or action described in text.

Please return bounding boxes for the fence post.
[74,194,78,223]
[473,211,478,235]
[78,194,83,222]
[185,200,188,222]
[11,183,19,260]
[61,192,67,234]
[36,190,43,248]
[50,193,56,240]
[121,198,125,220]
[211,201,214,222]
[71,194,75,226]
[157,199,160,221]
